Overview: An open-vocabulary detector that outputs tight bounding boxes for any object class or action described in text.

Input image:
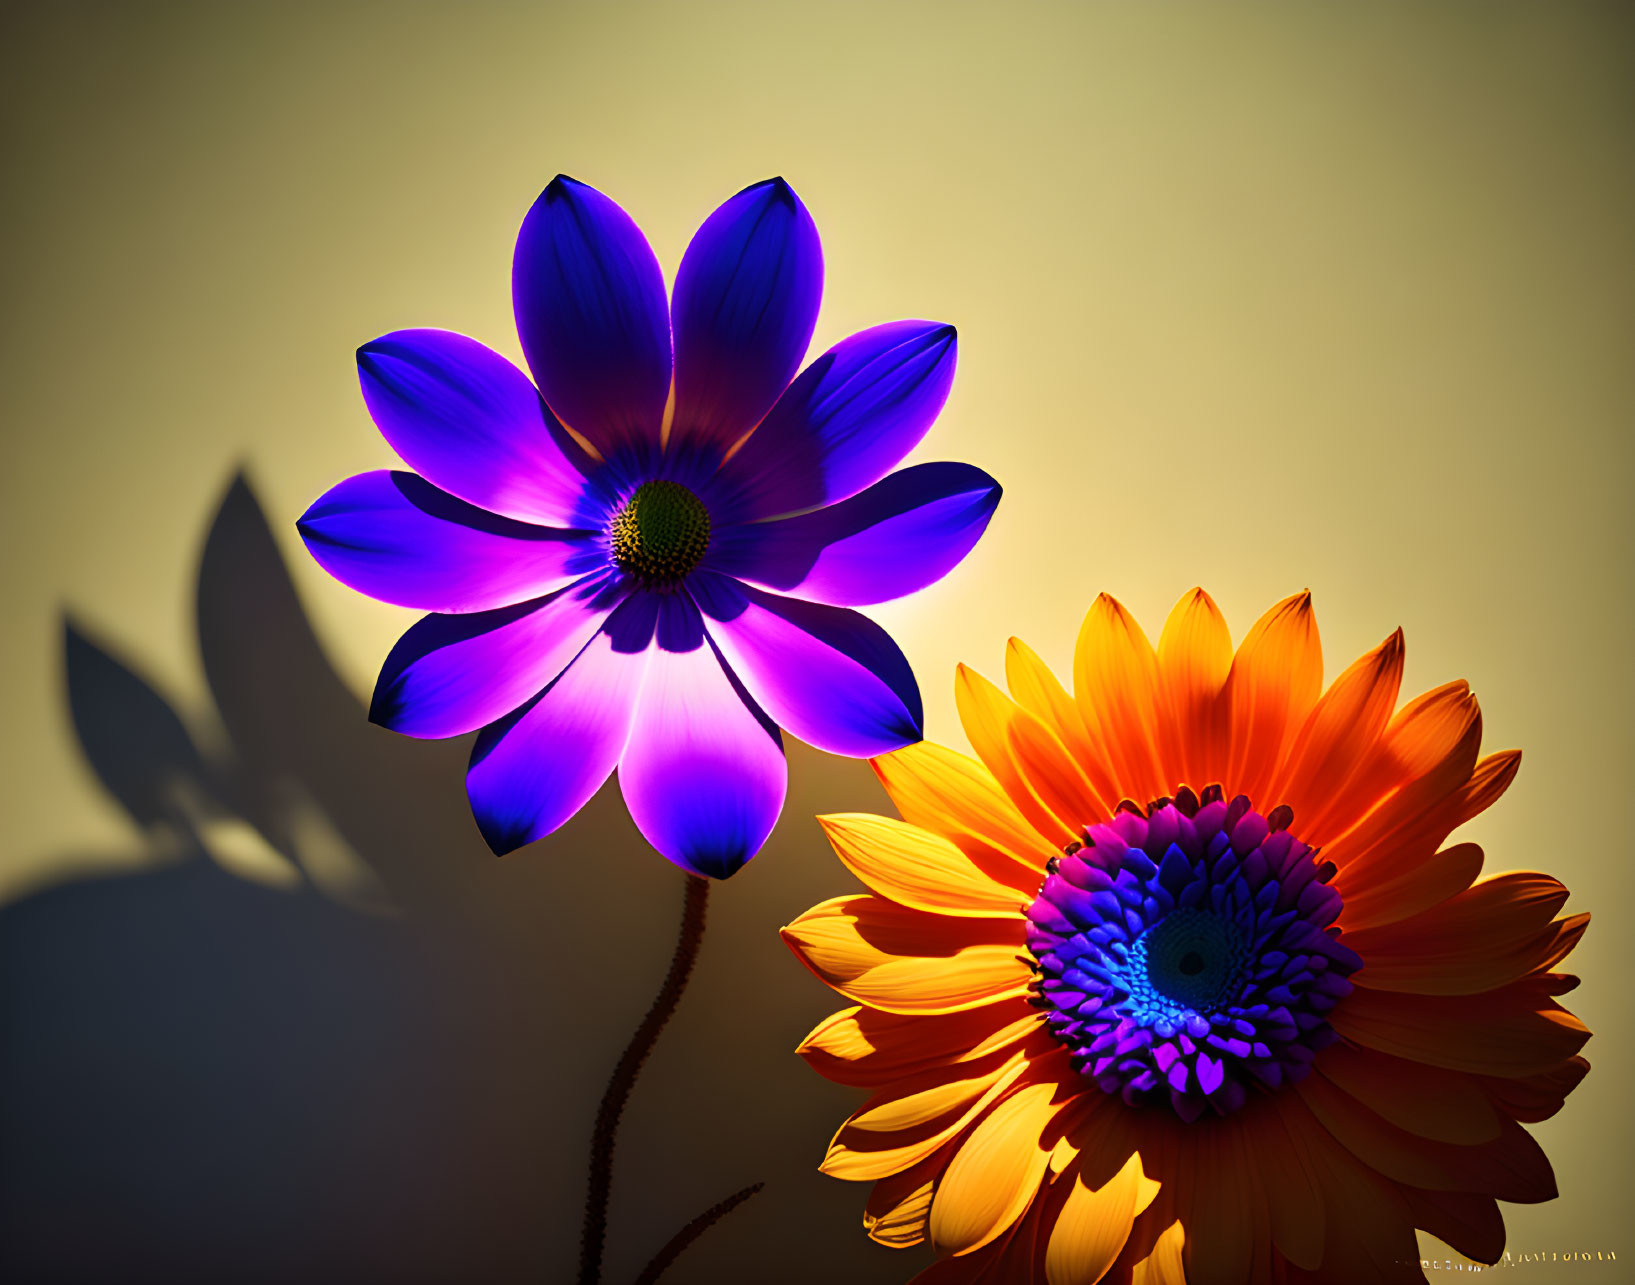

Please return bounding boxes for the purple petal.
[670,178,822,455]
[690,571,922,758]
[718,320,957,519]
[617,604,786,879]
[512,176,671,460]
[357,328,599,528]
[371,574,625,739]
[298,471,600,612]
[464,596,656,855]
[704,461,1000,606]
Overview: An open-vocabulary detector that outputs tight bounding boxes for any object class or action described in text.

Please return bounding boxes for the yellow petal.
[820,813,1030,918]
[865,1148,944,1247]
[930,1079,1060,1256]
[1155,588,1233,794]
[1130,1221,1186,1285]
[1043,1153,1143,1285]
[823,1053,1033,1182]
[781,894,1029,1016]
[1073,594,1168,805]
[1221,591,1322,806]
[849,1053,1021,1134]
[875,740,1060,871]
[797,1000,1042,1088]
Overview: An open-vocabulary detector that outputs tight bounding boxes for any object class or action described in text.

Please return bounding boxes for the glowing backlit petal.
[1073,595,1166,806]
[1043,1153,1142,1285]
[875,741,1060,872]
[303,175,996,876]
[1270,629,1403,829]
[1130,1221,1186,1285]
[782,895,1030,1016]
[1155,589,1232,794]
[930,1080,1060,1256]
[1221,591,1322,804]
[819,813,1031,918]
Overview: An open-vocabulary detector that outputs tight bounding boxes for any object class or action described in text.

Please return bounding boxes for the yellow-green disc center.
[609,480,711,584]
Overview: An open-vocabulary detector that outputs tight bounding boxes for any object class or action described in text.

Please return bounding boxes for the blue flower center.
[609,480,711,584]
[1132,907,1251,1017]
[1023,787,1364,1122]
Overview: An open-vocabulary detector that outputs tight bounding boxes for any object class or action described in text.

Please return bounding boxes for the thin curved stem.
[631,1183,766,1285]
[578,873,710,1285]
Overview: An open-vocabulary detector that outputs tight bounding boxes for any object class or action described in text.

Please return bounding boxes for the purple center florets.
[1023,785,1361,1123]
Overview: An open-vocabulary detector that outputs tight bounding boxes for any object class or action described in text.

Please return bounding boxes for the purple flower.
[298,176,999,878]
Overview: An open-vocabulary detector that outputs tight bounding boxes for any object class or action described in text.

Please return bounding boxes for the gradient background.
[2,3,1630,1282]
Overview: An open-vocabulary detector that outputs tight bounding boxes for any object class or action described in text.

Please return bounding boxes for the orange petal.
[1007,706,1106,840]
[1306,679,1479,845]
[819,813,1032,918]
[1314,1042,1499,1144]
[1476,1055,1590,1123]
[1073,595,1168,805]
[1042,1153,1142,1285]
[1399,1187,1506,1266]
[1296,1069,1556,1203]
[1220,591,1322,806]
[930,1079,1063,1256]
[1275,1095,1421,1282]
[1130,1221,1186,1285]
[1330,982,1590,1077]
[1352,869,1567,947]
[1006,636,1115,816]
[957,665,1082,846]
[1155,588,1233,793]
[797,1001,1042,1088]
[1174,1121,1259,1285]
[1337,842,1485,933]
[1255,1087,1326,1269]
[781,894,1029,1016]
[1348,869,1589,995]
[874,740,1060,871]
[1331,749,1518,892]
[1270,629,1404,835]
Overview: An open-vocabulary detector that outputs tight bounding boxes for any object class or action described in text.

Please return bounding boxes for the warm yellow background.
[2,3,1629,1281]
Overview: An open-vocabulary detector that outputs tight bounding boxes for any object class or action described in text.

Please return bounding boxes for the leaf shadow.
[0,471,929,1284]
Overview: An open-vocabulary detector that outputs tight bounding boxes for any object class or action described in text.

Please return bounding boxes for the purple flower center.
[1023,786,1362,1123]
[609,480,711,585]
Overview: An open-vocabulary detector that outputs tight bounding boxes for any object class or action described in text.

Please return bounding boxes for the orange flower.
[782,590,1590,1283]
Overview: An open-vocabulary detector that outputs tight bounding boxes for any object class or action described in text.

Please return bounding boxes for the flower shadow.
[0,472,924,1284]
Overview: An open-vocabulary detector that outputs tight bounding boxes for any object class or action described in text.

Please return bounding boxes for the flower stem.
[577,873,710,1285]
[631,1183,765,1285]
